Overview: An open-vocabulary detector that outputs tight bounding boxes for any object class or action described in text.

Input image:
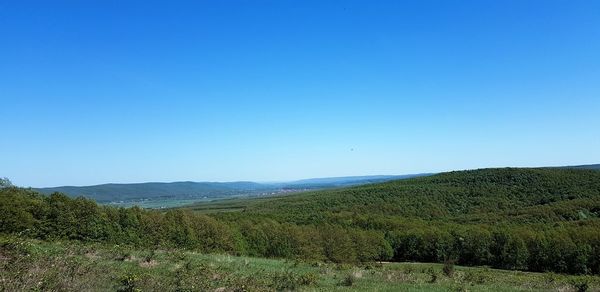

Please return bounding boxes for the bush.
[341,274,356,286]
[570,279,589,292]
[426,267,438,283]
[464,270,488,284]
[298,272,319,286]
[272,270,318,290]
[116,273,140,292]
[443,260,455,277]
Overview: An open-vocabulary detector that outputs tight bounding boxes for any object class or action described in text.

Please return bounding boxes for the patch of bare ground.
[139,259,158,268]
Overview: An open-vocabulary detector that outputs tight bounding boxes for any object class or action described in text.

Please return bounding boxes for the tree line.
[2,184,600,275]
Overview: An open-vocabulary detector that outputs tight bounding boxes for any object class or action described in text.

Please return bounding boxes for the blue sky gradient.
[1,1,599,187]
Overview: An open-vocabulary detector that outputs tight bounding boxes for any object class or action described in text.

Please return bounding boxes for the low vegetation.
[2,236,599,291]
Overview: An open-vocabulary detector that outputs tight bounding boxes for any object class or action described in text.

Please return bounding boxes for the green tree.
[321,225,356,263]
[491,231,529,270]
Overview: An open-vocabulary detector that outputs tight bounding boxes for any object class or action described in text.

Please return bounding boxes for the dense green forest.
[2,168,600,276]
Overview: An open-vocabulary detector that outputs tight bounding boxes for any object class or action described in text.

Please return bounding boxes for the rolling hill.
[563,163,600,170]
[188,167,600,224]
[34,174,428,207]
[33,164,596,208]
[35,181,266,203]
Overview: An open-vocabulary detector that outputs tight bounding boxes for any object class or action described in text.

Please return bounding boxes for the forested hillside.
[2,168,600,275]
[33,175,421,208]
[204,167,600,224]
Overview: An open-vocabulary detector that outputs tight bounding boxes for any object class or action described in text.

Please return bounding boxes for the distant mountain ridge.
[561,163,600,170]
[35,174,428,206]
[33,164,598,207]
[36,181,266,203]
[279,174,430,188]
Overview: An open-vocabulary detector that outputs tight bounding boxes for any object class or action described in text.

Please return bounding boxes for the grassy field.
[182,196,275,214]
[107,197,224,209]
[2,236,598,292]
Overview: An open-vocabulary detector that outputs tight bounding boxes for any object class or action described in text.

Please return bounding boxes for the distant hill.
[191,167,600,225]
[281,174,430,188]
[36,181,266,203]
[35,174,425,206]
[562,163,600,170]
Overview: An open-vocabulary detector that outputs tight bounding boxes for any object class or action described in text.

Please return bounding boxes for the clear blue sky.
[1,1,599,187]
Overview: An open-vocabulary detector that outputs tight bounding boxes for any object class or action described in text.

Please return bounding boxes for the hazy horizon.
[2,1,599,187]
[14,163,599,189]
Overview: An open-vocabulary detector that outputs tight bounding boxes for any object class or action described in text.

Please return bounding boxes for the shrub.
[426,267,438,283]
[570,279,589,292]
[272,270,318,290]
[116,273,140,292]
[464,270,487,284]
[298,272,319,286]
[443,260,455,277]
[341,274,356,286]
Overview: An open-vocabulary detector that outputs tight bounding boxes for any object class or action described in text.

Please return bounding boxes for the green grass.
[2,236,598,291]
[109,197,219,209]
[183,196,274,214]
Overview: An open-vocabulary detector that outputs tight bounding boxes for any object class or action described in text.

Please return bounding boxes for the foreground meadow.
[2,236,598,291]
